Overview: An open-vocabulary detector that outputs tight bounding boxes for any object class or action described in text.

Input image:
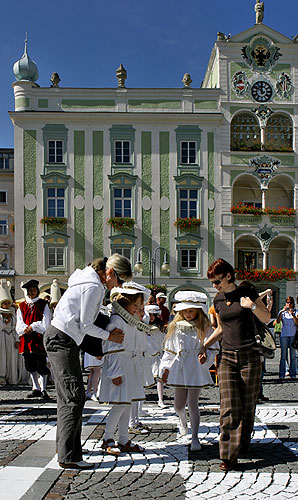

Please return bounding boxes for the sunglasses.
[210,277,225,286]
[113,269,125,285]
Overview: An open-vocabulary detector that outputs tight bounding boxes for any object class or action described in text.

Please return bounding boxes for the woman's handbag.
[79,312,110,357]
[254,316,276,359]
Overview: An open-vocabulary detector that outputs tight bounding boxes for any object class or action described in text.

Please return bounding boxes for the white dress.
[149,325,165,378]
[84,352,104,369]
[1,313,19,385]
[159,320,219,388]
[99,303,149,405]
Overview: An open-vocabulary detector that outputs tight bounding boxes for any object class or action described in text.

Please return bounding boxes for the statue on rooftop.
[182,73,192,87]
[255,0,264,24]
[50,72,61,87]
[116,64,127,88]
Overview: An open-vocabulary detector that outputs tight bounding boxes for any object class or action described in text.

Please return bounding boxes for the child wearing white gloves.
[160,291,219,451]
[100,282,151,455]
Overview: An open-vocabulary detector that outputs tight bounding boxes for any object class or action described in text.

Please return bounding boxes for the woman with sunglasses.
[199,258,270,472]
[44,254,132,470]
[276,296,298,382]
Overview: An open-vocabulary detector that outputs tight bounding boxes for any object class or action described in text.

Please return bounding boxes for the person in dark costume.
[16,279,51,399]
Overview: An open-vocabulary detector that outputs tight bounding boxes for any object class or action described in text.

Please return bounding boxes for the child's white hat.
[145,304,161,315]
[50,279,61,307]
[174,291,207,313]
[0,279,12,307]
[110,281,151,301]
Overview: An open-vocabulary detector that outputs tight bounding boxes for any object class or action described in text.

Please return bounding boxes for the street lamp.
[134,246,170,285]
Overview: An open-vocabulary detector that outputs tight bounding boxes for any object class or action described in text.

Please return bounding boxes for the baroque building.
[9,6,298,310]
[0,148,15,292]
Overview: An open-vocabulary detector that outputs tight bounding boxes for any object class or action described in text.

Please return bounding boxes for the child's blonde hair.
[113,292,144,310]
[166,308,210,342]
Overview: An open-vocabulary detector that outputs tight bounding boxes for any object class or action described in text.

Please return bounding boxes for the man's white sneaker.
[190,440,201,451]
[178,414,188,436]
[59,460,94,470]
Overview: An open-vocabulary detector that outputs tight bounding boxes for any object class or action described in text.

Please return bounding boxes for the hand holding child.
[198,345,207,365]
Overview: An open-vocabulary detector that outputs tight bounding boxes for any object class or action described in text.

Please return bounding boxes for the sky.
[1,0,298,148]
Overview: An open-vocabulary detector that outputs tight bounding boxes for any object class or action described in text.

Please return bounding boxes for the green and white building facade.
[9,14,298,311]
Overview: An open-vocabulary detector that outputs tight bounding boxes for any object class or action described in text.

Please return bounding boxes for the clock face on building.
[251,81,273,102]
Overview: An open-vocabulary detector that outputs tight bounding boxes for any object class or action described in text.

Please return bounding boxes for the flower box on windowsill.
[235,267,296,282]
[231,204,295,217]
[231,203,262,216]
[40,217,68,230]
[107,217,135,232]
[263,208,295,217]
[174,218,201,232]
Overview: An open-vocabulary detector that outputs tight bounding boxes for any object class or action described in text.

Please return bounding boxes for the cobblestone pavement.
[0,356,298,500]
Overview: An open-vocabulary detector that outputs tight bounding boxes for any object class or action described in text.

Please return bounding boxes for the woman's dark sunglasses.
[114,269,124,285]
[210,277,224,286]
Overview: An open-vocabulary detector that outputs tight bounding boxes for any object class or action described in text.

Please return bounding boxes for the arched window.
[264,114,293,152]
[231,113,261,151]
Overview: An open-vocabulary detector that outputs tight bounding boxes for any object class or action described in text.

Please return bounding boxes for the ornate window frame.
[42,124,68,169]
[175,125,201,172]
[109,233,136,265]
[108,172,137,223]
[41,172,70,234]
[174,174,203,221]
[42,232,69,273]
[109,125,136,169]
[175,234,202,275]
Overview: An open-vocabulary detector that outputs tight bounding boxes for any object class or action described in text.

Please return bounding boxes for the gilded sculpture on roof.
[255,0,264,24]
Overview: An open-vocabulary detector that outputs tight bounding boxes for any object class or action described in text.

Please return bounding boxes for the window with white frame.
[0,219,7,235]
[179,189,198,218]
[181,141,196,164]
[0,191,7,204]
[48,140,64,163]
[114,188,132,217]
[47,188,65,217]
[113,247,131,260]
[180,249,197,269]
[48,247,64,267]
[114,141,130,163]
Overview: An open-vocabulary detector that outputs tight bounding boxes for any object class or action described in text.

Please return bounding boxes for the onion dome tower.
[13,36,39,82]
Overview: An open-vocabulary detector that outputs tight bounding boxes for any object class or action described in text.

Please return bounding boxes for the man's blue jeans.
[279,336,296,379]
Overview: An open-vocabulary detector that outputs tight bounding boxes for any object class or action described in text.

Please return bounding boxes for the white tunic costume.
[0,309,19,385]
[159,320,219,388]
[149,325,165,378]
[100,302,150,405]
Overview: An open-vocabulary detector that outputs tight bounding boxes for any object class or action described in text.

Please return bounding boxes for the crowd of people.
[1,254,296,472]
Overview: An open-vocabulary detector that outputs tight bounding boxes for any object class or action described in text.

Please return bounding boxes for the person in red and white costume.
[16,279,51,399]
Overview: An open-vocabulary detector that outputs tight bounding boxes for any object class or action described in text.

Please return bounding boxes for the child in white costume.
[0,280,19,385]
[128,302,153,434]
[84,353,103,401]
[100,282,151,455]
[145,304,168,408]
[160,291,219,451]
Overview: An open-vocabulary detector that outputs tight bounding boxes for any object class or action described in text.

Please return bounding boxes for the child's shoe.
[178,413,188,436]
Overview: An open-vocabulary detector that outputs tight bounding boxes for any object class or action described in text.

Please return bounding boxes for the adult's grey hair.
[106,253,132,281]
